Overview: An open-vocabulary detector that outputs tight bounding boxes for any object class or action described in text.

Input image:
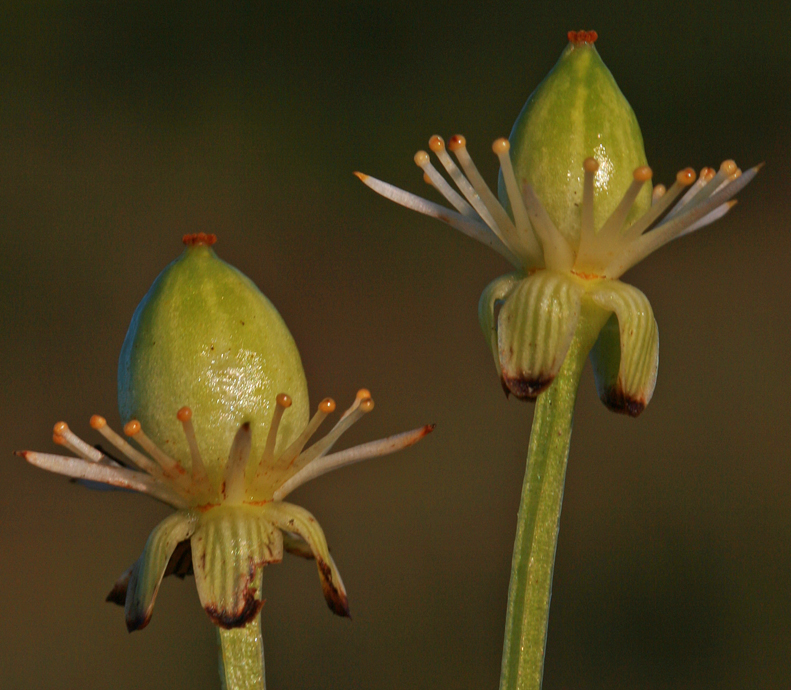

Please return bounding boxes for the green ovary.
[503,41,651,244]
[118,244,309,487]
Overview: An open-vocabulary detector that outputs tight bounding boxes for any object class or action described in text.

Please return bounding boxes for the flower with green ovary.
[357,31,759,415]
[18,234,433,632]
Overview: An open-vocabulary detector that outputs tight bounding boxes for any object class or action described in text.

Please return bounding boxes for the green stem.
[218,614,266,690]
[499,309,607,690]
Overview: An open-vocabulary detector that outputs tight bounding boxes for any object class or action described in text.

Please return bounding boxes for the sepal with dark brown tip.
[191,505,284,630]
[479,272,523,380]
[496,271,583,400]
[588,281,659,416]
[262,501,350,618]
[123,510,199,631]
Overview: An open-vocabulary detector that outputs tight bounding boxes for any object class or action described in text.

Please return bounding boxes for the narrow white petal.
[677,200,736,237]
[18,451,186,507]
[355,172,520,265]
[274,424,435,499]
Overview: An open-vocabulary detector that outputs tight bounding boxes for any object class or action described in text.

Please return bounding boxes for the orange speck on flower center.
[571,269,606,281]
[568,30,598,45]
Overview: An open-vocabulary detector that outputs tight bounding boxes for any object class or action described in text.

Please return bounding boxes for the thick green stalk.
[499,307,607,690]
[218,614,266,690]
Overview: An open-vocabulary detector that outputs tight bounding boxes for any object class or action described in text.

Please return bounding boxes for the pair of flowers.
[19,31,757,648]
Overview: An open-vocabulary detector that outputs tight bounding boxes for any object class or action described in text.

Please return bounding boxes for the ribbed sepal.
[497,270,583,399]
[124,510,199,631]
[588,280,659,416]
[478,272,523,379]
[192,505,284,629]
[262,501,350,617]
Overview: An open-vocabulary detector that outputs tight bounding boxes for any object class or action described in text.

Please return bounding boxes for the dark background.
[2,1,789,688]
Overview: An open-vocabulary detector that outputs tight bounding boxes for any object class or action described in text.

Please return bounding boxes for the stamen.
[676,160,739,216]
[273,398,336,472]
[177,407,208,483]
[223,422,252,503]
[652,184,666,205]
[579,157,599,250]
[521,182,575,271]
[124,420,187,480]
[90,415,165,478]
[258,393,292,470]
[274,424,435,500]
[340,388,370,421]
[607,163,760,277]
[353,171,521,266]
[492,138,533,239]
[414,149,475,216]
[285,391,376,475]
[665,165,720,220]
[598,165,652,238]
[16,450,188,508]
[430,134,503,229]
[448,135,539,262]
[623,168,696,241]
[52,421,104,463]
[429,136,504,232]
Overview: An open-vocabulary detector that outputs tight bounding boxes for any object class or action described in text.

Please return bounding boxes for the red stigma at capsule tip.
[568,30,598,45]
[182,233,217,247]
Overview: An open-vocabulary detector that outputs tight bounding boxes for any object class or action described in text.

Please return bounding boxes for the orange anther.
[720,159,737,176]
[428,135,445,152]
[359,398,375,413]
[583,157,600,173]
[447,134,466,151]
[633,166,653,182]
[52,433,65,445]
[356,388,372,400]
[492,138,510,154]
[676,168,697,185]
[89,415,106,429]
[177,407,192,422]
[700,167,716,182]
[413,151,430,167]
[276,393,292,408]
[423,173,433,186]
[319,398,336,414]
[124,420,141,436]
[53,421,69,435]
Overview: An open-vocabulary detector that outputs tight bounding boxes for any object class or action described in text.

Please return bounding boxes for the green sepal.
[497,271,583,399]
[588,280,659,416]
[503,41,650,245]
[191,505,284,629]
[478,272,524,378]
[262,501,350,618]
[124,510,199,631]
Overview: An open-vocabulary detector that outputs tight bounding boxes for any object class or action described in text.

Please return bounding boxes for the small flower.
[17,234,433,631]
[357,31,759,415]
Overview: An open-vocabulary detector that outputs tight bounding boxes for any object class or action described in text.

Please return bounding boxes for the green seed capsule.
[502,31,651,245]
[118,234,309,486]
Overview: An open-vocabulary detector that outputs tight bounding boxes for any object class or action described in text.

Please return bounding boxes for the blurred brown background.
[1,1,789,688]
